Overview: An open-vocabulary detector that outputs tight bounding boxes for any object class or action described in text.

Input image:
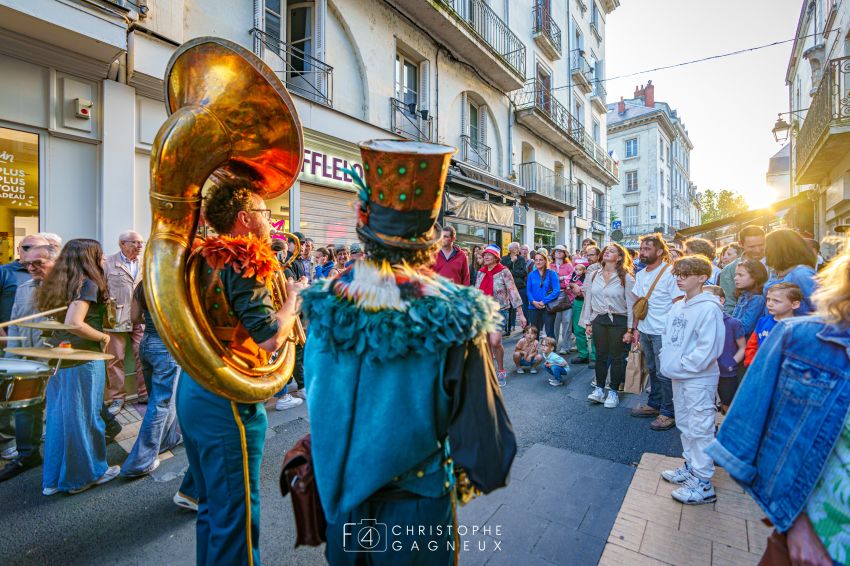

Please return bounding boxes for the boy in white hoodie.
[659,255,725,505]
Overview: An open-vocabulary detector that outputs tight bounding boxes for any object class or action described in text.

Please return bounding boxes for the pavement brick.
[619,487,683,530]
[712,467,744,494]
[746,519,772,555]
[630,467,662,494]
[485,503,548,555]
[578,497,622,539]
[598,543,671,566]
[528,489,588,529]
[509,455,536,482]
[712,541,761,566]
[714,488,766,524]
[607,512,646,552]
[114,421,141,442]
[532,522,606,565]
[680,503,748,552]
[639,521,712,566]
[638,453,666,471]
[484,549,555,566]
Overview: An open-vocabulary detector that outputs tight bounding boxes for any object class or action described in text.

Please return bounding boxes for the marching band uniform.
[301,140,517,565]
[176,235,281,566]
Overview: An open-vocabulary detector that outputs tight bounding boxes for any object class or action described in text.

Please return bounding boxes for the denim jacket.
[706,317,850,532]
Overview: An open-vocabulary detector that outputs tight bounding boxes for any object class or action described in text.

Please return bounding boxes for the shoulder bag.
[280,434,327,547]
[545,270,572,313]
[632,264,668,323]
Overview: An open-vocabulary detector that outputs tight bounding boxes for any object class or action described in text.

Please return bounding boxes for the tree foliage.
[699,189,748,223]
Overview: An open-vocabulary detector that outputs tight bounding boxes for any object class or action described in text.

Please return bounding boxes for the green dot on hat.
[419,161,427,169]
[364,164,369,170]
[399,193,407,201]
[379,192,384,200]
[398,166,407,175]
[414,187,423,195]
[377,166,383,176]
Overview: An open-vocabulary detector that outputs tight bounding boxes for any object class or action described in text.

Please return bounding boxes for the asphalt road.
[0,332,681,565]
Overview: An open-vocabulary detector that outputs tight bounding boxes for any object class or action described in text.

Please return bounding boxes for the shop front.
[0,128,39,263]
[533,210,558,249]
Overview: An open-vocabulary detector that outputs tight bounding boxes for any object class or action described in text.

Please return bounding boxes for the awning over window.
[445,193,514,229]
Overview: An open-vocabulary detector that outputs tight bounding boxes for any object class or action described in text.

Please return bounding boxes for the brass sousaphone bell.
[145,37,304,403]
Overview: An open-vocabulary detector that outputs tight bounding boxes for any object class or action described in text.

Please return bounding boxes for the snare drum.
[0,359,54,409]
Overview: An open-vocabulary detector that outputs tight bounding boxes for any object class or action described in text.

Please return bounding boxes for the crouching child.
[540,337,570,387]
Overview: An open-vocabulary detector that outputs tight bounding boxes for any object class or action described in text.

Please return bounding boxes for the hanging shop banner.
[300,130,364,192]
[445,192,514,228]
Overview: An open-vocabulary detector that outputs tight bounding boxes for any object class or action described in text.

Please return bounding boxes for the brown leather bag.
[632,264,668,322]
[280,434,327,547]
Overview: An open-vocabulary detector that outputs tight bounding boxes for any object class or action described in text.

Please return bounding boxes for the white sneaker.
[604,390,619,408]
[173,491,199,511]
[548,379,564,387]
[42,487,58,496]
[1,446,18,460]
[122,458,160,478]
[587,387,605,403]
[661,463,693,485]
[69,465,120,494]
[529,368,538,374]
[516,368,525,374]
[275,394,303,411]
[671,475,717,505]
[107,400,124,416]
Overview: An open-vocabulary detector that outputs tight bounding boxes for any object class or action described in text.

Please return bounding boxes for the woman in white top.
[580,243,636,409]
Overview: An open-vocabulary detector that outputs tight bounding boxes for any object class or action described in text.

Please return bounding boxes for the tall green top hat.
[354,140,456,249]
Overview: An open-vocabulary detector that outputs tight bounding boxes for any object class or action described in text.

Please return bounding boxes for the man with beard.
[629,233,684,431]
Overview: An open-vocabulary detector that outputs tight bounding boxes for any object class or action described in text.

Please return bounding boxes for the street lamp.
[772,115,792,143]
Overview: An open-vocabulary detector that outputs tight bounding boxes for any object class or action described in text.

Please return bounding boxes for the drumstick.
[0,306,68,329]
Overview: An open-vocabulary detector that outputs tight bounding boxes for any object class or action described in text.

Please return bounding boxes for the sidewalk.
[599,453,769,566]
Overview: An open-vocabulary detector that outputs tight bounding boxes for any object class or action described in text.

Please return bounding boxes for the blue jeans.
[545,365,569,383]
[43,361,108,492]
[14,402,44,460]
[121,336,182,475]
[643,333,674,417]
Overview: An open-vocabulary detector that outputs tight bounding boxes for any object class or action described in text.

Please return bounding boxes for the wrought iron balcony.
[461,134,491,171]
[390,98,434,142]
[513,79,618,185]
[518,162,575,208]
[532,3,562,60]
[620,223,677,237]
[571,51,593,93]
[440,0,526,77]
[252,28,333,107]
[590,79,607,113]
[795,56,850,184]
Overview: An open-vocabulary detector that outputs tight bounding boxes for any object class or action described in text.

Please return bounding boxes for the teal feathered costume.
[301,140,516,565]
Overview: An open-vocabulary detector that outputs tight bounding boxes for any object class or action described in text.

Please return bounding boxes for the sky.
[605,0,803,209]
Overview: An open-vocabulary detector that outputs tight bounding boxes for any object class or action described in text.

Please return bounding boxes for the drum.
[0,359,53,409]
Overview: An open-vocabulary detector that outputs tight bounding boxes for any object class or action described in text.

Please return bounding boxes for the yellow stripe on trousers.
[230,402,254,566]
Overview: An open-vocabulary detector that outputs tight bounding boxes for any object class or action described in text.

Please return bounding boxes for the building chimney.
[618,96,625,115]
[645,80,655,108]
[634,84,644,99]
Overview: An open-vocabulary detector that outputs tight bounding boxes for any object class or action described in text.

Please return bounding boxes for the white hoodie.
[659,291,725,385]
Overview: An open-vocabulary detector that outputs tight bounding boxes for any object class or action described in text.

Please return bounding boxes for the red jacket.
[435,246,471,285]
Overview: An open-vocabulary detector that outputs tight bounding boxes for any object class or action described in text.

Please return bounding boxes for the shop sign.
[0,128,38,210]
[300,148,364,191]
[514,205,527,225]
[534,210,558,231]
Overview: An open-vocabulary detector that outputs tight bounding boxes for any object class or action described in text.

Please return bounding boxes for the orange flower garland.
[198,234,280,284]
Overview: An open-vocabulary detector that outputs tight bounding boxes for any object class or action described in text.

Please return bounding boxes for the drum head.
[0,359,52,376]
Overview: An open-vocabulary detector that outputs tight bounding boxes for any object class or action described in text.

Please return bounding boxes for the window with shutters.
[265,0,283,55]
[625,138,638,158]
[288,2,313,76]
[659,170,665,196]
[625,171,638,192]
[624,205,638,228]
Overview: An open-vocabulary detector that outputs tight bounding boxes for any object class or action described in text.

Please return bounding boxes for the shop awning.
[675,192,813,239]
[448,162,525,198]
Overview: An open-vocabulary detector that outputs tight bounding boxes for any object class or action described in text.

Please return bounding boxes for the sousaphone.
[145,37,304,403]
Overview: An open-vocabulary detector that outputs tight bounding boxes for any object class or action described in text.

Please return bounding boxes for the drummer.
[0,235,59,482]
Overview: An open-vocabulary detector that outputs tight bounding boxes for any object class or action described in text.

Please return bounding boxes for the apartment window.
[666,145,671,163]
[395,53,418,110]
[625,171,638,192]
[659,170,665,195]
[577,181,586,215]
[575,100,584,127]
[625,138,638,158]
[573,19,584,51]
[624,205,638,227]
[265,0,283,53]
[591,2,599,29]
[592,119,600,143]
[659,139,664,161]
[469,101,480,142]
[288,2,314,75]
